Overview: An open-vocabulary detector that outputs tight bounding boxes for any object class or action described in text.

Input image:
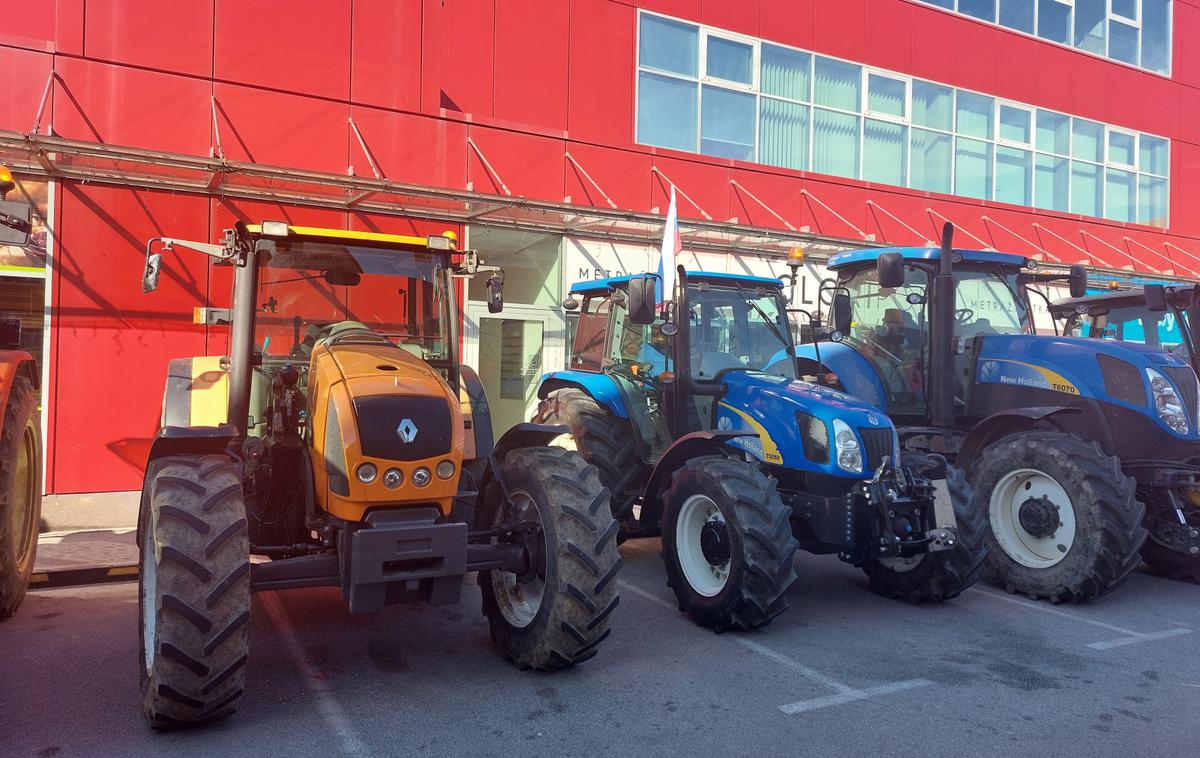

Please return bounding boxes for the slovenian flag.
[657,186,681,304]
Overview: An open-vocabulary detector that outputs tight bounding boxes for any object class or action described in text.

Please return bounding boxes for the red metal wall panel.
[812,0,865,62]
[84,0,215,77]
[953,19,998,96]
[564,142,653,211]
[650,154,731,223]
[466,125,566,202]
[436,0,495,116]
[50,185,210,493]
[906,3,958,83]
[0,46,52,134]
[0,0,57,51]
[862,0,913,73]
[214,0,351,100]
[1177,2,1200,89]
[701,0,759,38]
[494,0,570,131]
[213,83,348,174]
[351,0,423,112]
[567,0,636,145]
[52,57,212,155]
[760,0,815,51]
[349,106,467,188]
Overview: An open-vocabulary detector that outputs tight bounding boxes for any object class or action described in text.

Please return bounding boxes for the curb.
[30,564,139,588]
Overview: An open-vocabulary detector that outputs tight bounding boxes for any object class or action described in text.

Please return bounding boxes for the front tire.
[661,456,798,632]
[0,377,40,619]
[139,455,250,728]
[970,431,1145,603]
[479,446,621,670]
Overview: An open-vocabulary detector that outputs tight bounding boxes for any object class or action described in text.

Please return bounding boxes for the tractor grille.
[1163,366,1199,427]
[858,427,895,472]
[1098,355,1146,407]
[352,395,453,461]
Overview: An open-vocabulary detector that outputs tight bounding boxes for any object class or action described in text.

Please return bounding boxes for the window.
[916,0,1171,75]
[634,11,1171,227]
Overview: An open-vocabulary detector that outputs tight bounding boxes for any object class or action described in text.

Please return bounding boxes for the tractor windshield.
[255,239,450,362]
[685,282,795,380]
[1064,302,1191,358]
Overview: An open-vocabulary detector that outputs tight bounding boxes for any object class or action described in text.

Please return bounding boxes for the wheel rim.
[549,432,577,452]
[10,424,36,562]
[988,468,1076,568]
[676,494,730,597]
[878,554,924,573]
[489,489,547,629]
[141,527,157,674]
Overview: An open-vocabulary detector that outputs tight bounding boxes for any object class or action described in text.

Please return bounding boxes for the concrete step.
[30,529,138,588]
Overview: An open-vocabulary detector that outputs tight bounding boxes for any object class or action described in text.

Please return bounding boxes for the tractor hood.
[975,334,1199,440]
[715,370,899,478]
[326,342,454,398]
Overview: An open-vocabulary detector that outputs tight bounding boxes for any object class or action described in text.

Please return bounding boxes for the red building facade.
[0,0,1197,494]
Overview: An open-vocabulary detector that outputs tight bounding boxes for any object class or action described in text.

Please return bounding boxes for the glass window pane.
[911,128,953,194]
[1038,0,1072,44]
[700,86,756,160]
[759,98,809,170]
[1035,154,1070,212]
[1104,168,1135,222]
[913,80,953,130]
[1138,175,1168,227]
[1036,110,1070,154]
[706,36,753,84]
[1070,160,1102,216]
[637,71,698,151]
[1140,135,1168,175]
[1142,0,1171,74]
[761,44,810,101]
[639,15,698,76]
[1109,20,1139,65]
[1074,0,1106,55]
[867,74,906,118]
[864,119,907,186]
[955,137,994,200]
[999,105,1031,144]
[996,146,1032,206]
[1108,130,1136,166]
[812,109,860,178]
[956,91,994,139]
[1111,0,1137,20]
[959,0,996,22]
[813,57,862,111]
[1072,119,1103,161]
[999,0,1034,33]
[925,0,955,8]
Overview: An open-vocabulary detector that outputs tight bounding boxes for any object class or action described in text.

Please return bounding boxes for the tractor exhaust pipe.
[930,222,956,429]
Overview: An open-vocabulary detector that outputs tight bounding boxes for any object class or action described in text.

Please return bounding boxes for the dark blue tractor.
[794,226,1200,599]
[534,269,985,632]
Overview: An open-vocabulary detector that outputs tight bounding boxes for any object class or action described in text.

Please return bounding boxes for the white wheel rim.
[676,494,730,597]
[141,530,157,674]
[878,554,924,573]
[988,468,1076,568]
[489,489,546,628]
[549,432,577,452]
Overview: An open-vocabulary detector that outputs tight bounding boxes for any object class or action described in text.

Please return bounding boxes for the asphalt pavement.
[3,538,1198,758]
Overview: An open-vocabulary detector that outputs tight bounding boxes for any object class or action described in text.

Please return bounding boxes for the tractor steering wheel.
[954,308,975,326]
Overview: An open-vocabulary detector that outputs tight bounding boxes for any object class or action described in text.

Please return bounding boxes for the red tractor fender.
[0,349,38,428]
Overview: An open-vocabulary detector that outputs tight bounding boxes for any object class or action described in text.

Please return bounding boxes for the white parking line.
[617,580,933,714]
[970,587,1194,649]
[260,592,372,758]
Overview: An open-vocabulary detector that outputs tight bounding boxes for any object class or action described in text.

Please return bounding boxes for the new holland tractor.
[0,164,40,619]
[795,225,1200,601]
[137,222,620,727]
[534,267,985,632]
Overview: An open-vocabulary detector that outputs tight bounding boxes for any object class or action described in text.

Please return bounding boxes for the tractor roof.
[570,271,782,295]
[244,223,458,252]
[827,246,1030,270]
[1050,285,1197,315]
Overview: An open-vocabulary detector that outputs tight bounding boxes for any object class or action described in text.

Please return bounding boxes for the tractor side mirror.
[142,243,163,293]
[876,252,905,289]
[486,272,505,313]
[1068,265,1088,299]
[0,199,32,247]
[626,275,657,325]
[0,318,20,350]
[831,293,852,336]
[1144,284,1168,312]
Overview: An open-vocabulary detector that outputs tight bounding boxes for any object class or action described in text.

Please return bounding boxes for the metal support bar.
[1121,235,1176,276]
[980,216,1061,263]
[650,166,714,221]
[730,179,797,231]
[564,151,618,209]
[866,199,932,245]
[1030,223,1093,266]
[467,138,512,196]
[1078,229,1134,270]
[346,189,379,207]
[800,189,870,240]
[924,208,990,249]
[1163,241,1200,276]
[348,116,384,180]
[31,71,57,136]
[210,95,225,161]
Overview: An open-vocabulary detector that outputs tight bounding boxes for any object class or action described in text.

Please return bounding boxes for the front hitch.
[859,459,957,559]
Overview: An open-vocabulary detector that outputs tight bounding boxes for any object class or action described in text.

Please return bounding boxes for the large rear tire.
[479,446,621,670]
[534,388,641,516]
[0,376,40,619]
[1140,539,1200,583]
[661,456,798,632]
[970,431,1145,603]
[139,455,251,728]
[862,464,987,602]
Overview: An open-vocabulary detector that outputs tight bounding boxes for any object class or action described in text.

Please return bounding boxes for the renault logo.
[396,418,418,443]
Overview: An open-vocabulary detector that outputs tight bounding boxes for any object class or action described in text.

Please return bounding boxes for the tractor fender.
[955,406,1082,470]
[138,425,240,547]
[459,365,494,459]
[639,430,755,529]
[160,356,231,428]
[0,349,38,423]
[491,422,571,462]
[791,342,888,411]
[538,370,629,418]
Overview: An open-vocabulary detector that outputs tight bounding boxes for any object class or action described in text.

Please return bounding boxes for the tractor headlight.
[831,419,863,473]
[356,463,378,484]
[1147,368,1189,435]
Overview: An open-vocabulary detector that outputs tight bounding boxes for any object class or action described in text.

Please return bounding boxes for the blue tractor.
[534,268,985,632]
[795,225,1200,601]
